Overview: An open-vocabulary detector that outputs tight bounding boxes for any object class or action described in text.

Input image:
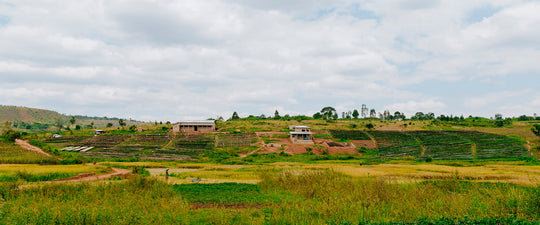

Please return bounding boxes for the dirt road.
[15,139,53,157]
[47,168,131,183]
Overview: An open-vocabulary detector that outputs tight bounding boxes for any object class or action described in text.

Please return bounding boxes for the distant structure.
[289,125,314,144]
[93,130,105,136]
[172,121,215,133]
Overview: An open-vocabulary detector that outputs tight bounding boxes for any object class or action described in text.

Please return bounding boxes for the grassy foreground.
[0,170,538,224]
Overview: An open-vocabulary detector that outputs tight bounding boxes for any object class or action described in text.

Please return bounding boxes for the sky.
[0,0,539,121]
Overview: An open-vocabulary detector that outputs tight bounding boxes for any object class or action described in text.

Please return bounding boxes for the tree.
[370,109,376,118]
[69,116,76,127]
[1,121,9,134]
[1,122,21,142]
[494,114,503,120]
[361,104,368,118]
[231,112,240,120]
[106,123,113,128]
[382,110,391,120]
[531,124,540,137]
[365,123,374,129]
[352,109,359,119]
[75,124,81,130]
[118,119,126,127]
[313,112,322,119]
[54,119,64,131]
[274,110,281,119]
[320,107,336,120]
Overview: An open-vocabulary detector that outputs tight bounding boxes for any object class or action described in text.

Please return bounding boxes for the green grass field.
[0,142,56,164]
[0,171,538,224]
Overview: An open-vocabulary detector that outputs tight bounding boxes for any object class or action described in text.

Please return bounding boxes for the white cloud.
[385,99,447,117]
[465,89,532,108]
[0,1,538,120]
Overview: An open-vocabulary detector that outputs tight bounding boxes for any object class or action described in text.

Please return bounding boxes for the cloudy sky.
[1,0,539,121]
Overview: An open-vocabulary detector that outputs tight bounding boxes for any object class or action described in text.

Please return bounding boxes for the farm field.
[100,161,540,186]
[0,164,110,182]
[0,161,539,224]
[0,142,56,164]
[1,119,539,224]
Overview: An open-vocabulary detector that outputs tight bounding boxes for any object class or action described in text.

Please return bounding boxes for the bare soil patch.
[15,139,53,157]
[47,167,131,183]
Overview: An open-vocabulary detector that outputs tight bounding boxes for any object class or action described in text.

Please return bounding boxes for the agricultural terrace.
[0,141,56,164]
[1,119,540,224]
[32,121,534,162]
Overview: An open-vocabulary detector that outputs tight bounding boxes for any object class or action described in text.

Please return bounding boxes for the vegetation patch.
[173,183,286,207]
[0,141,57,164]
[329,130,371,140]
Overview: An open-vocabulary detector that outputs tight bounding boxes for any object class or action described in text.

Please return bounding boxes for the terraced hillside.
[363,131,529,159]
[410,131,473,160]
[41,132,259,160]
[368,131,423,158]
[38,130,530,161]
[452,131,529,159]
[329,130,371,140]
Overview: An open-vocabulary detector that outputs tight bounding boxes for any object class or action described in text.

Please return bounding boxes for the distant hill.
[0,105,148,132]
[0,105,65,124]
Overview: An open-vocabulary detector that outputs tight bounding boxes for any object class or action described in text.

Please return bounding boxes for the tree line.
[223,106,540,124]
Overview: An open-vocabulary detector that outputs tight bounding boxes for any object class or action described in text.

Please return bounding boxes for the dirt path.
[15,139,53,157]
[47,168,131,183]
[526,140,533,156]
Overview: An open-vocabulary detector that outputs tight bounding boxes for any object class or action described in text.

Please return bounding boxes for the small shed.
[93,130,105,136]
[172,121,215,133]
[289,125,314,144]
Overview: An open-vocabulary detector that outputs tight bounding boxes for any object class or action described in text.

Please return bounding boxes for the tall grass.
[0,171,538,224]
[259,169,540,224]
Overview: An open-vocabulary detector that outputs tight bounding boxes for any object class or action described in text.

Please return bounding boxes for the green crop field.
[0,142,56,164]
[1,118,538,224]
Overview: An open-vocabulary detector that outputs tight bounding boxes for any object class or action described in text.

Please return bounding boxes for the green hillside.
[0,105,65,124]
[0,105,148,132]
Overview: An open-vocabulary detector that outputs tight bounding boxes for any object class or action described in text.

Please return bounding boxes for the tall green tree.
[320,107,336,120]
[274,110,281,119]
[69,116,76,127]
[231,112,240,120]
[352,109,359,119]
[361,104,368,118]
[370,109,376,118]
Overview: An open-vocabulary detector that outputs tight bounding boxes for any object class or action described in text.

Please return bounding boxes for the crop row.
[368,131,423,158]
[215,133,258,147]
[367,131,528,160]
[329,130,371,140]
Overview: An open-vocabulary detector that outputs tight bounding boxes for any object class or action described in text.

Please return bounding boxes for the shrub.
[2,129,21,142]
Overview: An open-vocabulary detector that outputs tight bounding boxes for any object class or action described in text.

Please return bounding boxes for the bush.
[2,129,21,142]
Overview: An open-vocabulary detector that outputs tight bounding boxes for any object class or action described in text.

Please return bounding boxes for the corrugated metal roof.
[174,120,215,124]
[291,125,310,129]
[290,132,313,134]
